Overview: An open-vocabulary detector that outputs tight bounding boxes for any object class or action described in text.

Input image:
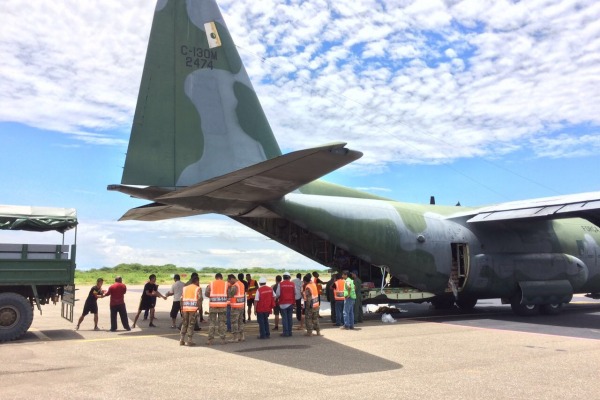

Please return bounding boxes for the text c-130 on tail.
[108,0,600,316]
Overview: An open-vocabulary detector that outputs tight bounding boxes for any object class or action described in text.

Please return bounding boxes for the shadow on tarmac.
[160,321,403,376]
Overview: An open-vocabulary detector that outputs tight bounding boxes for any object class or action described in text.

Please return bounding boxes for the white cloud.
[530,133,600,158]
[0,0,153,142]
[1,0,599,165]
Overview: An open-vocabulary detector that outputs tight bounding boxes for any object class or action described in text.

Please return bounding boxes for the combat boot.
[239,332,245,342]
[206,339,213,346]
[179,338,185,346]
[228,334,238,343]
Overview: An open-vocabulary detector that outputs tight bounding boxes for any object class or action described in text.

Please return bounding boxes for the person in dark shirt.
[75,278,105,331]
[237,273,248,323]
[132,274,166,328]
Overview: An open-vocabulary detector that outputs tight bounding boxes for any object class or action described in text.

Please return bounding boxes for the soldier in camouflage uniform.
[205,273,228,345]
[227,274,245,342]
[303,275,321,336]
[180,275,202,346]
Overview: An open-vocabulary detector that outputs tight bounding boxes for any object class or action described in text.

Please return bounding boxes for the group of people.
[328,270,363,329]
[326,270,364,328]
[75,269,365,346]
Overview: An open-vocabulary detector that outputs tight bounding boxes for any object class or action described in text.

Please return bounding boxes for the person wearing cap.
[351,270,364,323]
[276,272,297,337]
[165,274,185,329]
[255,277,275,339]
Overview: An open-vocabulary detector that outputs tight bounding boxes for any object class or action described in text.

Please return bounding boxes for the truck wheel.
[0,293,34,342]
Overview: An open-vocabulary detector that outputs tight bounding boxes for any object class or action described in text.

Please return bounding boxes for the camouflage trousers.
[230,307,244,336]
[180,311,196,343]
[208,309,227,340]
[305,306,320,334]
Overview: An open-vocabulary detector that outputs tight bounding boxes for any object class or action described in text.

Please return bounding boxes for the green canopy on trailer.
[0,205,77,233]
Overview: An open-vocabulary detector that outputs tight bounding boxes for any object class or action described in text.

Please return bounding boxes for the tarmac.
[1,285,599,400]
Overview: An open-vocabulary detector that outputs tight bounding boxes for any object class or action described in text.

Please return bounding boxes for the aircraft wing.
[110,142,362,220]
[454,191,600,226]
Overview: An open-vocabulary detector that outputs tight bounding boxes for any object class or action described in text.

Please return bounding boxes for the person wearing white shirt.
[165,274,186,329]
[291,273,303,328]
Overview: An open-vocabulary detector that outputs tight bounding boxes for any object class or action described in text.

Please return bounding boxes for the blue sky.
[1,0,599,270]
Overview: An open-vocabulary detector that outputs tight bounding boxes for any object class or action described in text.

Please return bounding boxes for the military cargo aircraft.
[108,0,600,316]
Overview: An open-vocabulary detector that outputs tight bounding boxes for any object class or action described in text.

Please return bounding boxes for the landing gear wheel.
[510,292,539,316]
[540,303,563,315]
[456,296,478,311]
[0,293,34,342]
[431,297,455,310]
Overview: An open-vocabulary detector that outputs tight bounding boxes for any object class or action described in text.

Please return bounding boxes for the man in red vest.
[255,277,275,339]
[276,272,297,337]
[180,275,202,346]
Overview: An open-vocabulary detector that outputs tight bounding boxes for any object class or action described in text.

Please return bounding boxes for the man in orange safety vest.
[205,273,228,345]
[180,275,202,346]
[303,274,321,337]
[227,274,246,342]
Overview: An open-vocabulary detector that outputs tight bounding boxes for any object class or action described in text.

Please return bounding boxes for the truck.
[0,205,77,342]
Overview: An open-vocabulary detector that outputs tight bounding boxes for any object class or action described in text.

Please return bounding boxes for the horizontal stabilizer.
[111,142,362,219]
[154,142,361,211]
[455,191,600,226]
[118,203,207,222]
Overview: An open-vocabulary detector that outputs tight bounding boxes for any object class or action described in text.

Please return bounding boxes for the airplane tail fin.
[121,0,281,188]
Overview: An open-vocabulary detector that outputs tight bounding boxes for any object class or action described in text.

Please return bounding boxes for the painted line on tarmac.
[80,333,182,343]
[29,329,52,341]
